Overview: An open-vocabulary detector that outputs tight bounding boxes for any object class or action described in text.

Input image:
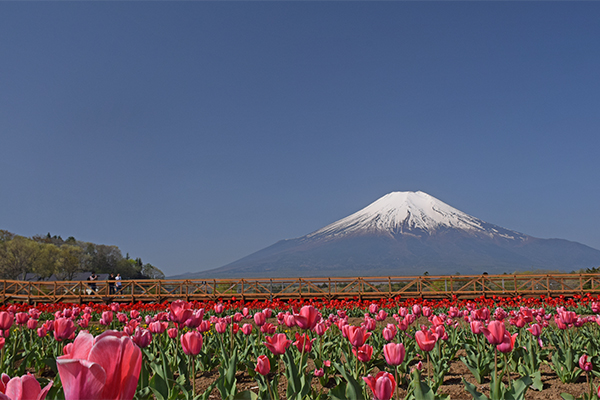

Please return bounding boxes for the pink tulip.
[0,373,52,400]
[470,320,483,335]
[53,318,76,342]
[294,305,320,331]
[169,300,192,326]
[215,321,228,334]
[260,323,276,334]
[382,324,396,342]
[57,330,142,400]
[180,331,203,356]
[314,368,324,377]
[346,325,371,348]
[129,310,140,319]
[376,310,388,322]
[253,312,266,327]
[415,329,438,352]
[579,354,593,372]
[131,328,152,348]
[148,321,168,334]
[241,324,253,335]
[15,313,29,326]
[263,333,291,356]
[481,321,506,345]
[0,313,13,331]
[368,303,379,315]
[26,319,38,330]
[383,342,405,366]
[255,355,270,376]
[363,371,396,400]
[497,332,518,353]
[214,303,224,314]
[314,322,327,336]
[167,328,178,339]
[283,314,296,328]
[352,344,373,363]
[526,323,542,337]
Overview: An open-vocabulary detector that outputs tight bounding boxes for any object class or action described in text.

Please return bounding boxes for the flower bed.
[0,294,599,399]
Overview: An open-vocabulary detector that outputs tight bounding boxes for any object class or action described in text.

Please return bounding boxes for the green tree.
[56,245,88,280]
[0,236,43,280]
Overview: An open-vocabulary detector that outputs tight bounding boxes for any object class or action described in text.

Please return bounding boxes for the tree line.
[0,229,165,281]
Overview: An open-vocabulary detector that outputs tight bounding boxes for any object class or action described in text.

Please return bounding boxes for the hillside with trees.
[0,229,164,281]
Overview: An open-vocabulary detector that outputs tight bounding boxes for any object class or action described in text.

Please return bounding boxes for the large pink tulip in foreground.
[57,330,142,400]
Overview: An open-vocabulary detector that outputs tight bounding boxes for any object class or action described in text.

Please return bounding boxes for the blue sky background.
[1,2,599,276]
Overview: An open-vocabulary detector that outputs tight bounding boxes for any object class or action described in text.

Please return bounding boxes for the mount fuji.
[187,191,600,278]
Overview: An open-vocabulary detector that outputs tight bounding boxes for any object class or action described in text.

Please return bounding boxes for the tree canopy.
[0,230,165,281]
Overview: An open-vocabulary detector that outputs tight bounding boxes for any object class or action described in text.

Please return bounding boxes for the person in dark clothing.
[88,271,98,293]
[108,273,116,294]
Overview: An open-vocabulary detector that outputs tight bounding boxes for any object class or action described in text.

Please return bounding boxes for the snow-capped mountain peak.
[307,191,521,240]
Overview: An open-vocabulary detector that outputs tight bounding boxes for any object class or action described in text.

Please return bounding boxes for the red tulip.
[0,373,52,400]
[57,330,142,400]
[363,371,396,400]
[254,355,270,376]
[481,321,506,345]
[180,331,203,356]
[53,318,76,342]
[294,305,320,331]
[263,333,291,356]
[346,325,371,348]
[293,333,315,353]
[415,329,438,352]
[383,342,405,366]
[260,323,276,334]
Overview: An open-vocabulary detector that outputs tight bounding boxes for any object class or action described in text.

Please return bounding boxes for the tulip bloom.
[241,323,253,335]
[253,312,266,327]
[167,328,178,339]
[294,305,320,331]
[481,321,506,345]
[169,300,193,326]
[346,325,371,348]
[579,354,593,372]
[352,344,373,363]
[255,355,270,376]
[0,312,13,331]
[0,373,52,400]
[180,331,203,356]
[54,318,76,342]
[15,313,29,326]
[263,333,291,356]
[293,333,316,353]
[363,371,396,400]
[415,329,438,352]
[497,332,518,354]
[57,330,142,400]
[383,342,405,366]
[131,328,152,348]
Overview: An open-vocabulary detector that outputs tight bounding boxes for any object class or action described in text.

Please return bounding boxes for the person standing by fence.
[115,273,122,293]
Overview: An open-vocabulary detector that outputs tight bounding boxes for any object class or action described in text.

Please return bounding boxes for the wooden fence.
[2,273,600,304]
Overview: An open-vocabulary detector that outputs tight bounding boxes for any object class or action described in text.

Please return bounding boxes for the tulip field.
[1,295,600,399]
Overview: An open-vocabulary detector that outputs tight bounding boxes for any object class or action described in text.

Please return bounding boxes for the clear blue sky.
[1,2,599,276]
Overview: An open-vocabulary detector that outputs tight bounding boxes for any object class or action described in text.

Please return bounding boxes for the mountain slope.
[184,191,600,278]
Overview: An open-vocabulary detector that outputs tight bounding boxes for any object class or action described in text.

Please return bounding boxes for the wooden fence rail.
[2,273,600,304]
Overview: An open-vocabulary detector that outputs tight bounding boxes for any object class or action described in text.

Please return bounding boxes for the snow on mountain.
[307,191,524,240]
